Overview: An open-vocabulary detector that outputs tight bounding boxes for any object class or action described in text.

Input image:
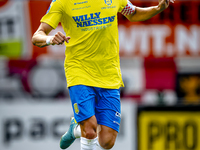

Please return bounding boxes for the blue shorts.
[68,85,121,132]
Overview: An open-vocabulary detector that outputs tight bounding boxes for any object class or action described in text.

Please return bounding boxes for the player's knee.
[80,116,98,139]
[100,138,115,149]
[84,129,97,139]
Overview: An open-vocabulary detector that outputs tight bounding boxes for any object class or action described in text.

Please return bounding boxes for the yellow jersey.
[41,0,128,89]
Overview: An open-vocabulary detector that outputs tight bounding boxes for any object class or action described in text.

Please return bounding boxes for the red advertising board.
[28,0,50,58]
[0,0,199,101]
[118,0,200,57]
[1,0,199,59]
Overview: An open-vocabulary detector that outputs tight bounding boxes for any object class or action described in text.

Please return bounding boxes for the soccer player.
[32,0,175,150]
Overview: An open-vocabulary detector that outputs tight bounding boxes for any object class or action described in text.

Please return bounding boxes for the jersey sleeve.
[40,0,63,29]
[119,0,136,16]
[118,0,128,12]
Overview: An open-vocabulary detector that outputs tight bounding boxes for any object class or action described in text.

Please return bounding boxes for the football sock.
[75,125,110,150]
[81,137,98,150]
[74,124,81,138]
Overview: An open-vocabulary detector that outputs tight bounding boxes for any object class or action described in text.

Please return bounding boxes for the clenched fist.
[158,0,175,11]
[49,31,71,45]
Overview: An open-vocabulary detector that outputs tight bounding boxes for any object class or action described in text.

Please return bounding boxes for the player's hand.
[50,31,70,45]
[158,0,175,11]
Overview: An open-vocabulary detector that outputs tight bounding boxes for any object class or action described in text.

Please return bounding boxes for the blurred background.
[0,0,200,150]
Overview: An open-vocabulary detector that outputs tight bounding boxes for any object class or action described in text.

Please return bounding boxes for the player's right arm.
[122,0,175,22]
[32,0,70,48]
[32,22,70,48]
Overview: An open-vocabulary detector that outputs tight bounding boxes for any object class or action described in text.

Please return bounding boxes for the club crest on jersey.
[74,103,79,114]
[104,0,112,6]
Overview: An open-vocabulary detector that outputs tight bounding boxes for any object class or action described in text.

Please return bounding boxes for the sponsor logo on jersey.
[74,1,88,5]
[72,12,115,27]
[104,0,112,6]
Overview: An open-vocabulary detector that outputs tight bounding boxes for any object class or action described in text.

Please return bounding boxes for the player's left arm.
[124,0,175,22]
